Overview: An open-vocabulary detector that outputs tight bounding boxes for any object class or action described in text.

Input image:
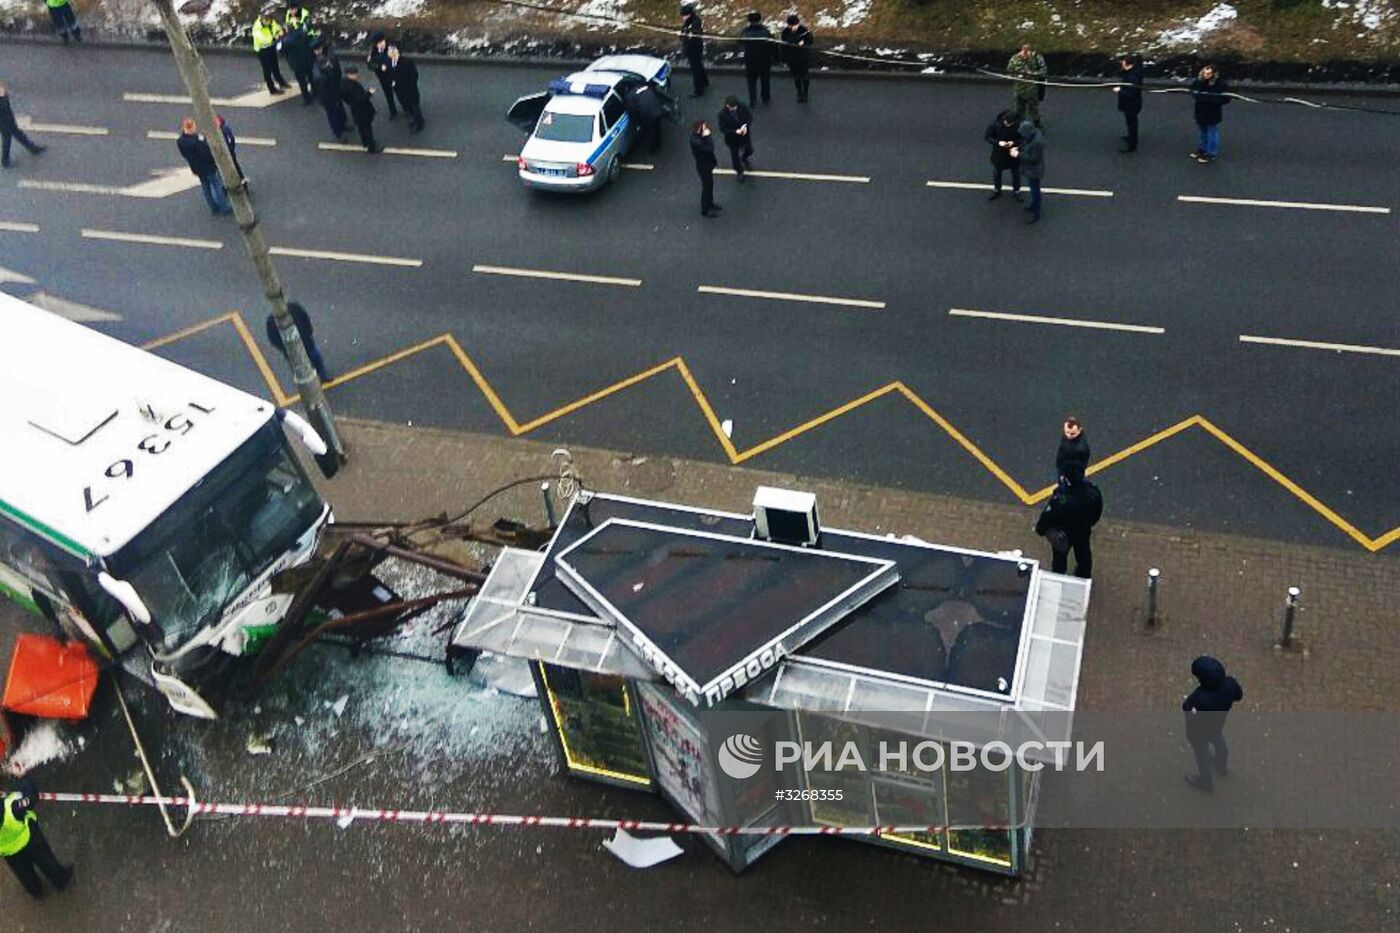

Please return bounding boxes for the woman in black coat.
[984,109,1021,200]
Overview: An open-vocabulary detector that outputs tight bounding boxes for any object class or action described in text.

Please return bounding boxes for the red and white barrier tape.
[40,792,1006,836]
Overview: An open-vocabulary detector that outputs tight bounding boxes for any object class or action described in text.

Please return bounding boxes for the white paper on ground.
[601,828,684,868]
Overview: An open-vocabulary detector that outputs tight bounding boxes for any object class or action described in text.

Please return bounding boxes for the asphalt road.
[1,42,1398,551]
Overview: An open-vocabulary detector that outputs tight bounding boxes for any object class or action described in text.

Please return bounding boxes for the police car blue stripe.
[585,113,630,167]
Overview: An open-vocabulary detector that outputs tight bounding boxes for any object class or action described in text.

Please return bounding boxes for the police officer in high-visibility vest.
[251,11,290,95]
[1,780,72,898]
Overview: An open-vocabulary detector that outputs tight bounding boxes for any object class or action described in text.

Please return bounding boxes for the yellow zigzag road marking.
[141,313,1400,553]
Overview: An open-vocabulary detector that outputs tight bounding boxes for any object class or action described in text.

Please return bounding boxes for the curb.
[3,33,1400,98]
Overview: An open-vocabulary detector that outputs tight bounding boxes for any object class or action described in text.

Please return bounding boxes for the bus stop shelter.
[451,490,1090,875]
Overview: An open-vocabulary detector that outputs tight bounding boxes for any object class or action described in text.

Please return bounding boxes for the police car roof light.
[548,78,612,99]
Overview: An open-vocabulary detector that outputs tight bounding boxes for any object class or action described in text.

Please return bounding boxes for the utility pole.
[151,0,346,477]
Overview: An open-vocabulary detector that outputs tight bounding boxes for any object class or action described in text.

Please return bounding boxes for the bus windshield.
[107,422,323,649]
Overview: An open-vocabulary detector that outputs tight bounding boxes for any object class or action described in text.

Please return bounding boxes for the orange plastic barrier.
[2,634,100,720]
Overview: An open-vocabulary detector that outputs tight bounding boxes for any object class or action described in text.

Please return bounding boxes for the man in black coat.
[281,18,316,105]
[1190,63,1230,163]
[367,33,400,121]
[387,45,424,133]
[739,11,774,107]
[689,120,720,218]
[216,115,245,182]
[626,82,663,154]
[312,42,348,141]
[1114,54,1144,153]
[717,96,754,180]
[780,13,813,102]
[679,3,708,98]
[1056,415,1090,477]
[0,83,46,169]
[984,109,1021,201]
[176,117,233,215]
[1182,655,1244,791]
[340,66,380,153]
[266,302,330,381]
[1034,460,1102,578]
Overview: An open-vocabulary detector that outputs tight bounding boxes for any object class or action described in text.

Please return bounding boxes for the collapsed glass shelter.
[452,492,1090,875]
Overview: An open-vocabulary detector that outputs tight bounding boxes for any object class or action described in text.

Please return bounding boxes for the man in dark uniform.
[281,8,317,105]
[311,41,347,141]
[1182,655,1244,792]
[216,115,245,182]
[780,13,813,102]
[388,45,424,133]
[717,96,754,181]
[739,11,774,107]
[679,3,708,98]
[1114,54,1143,153]
[0,82,47,169]
[1033,460,1102,578]
[984,108,1020,201]
[266,302,331,381]
[367,33,400,121]
[689,120,720,218]
[626,81,663,154]
[340,66,380,153]
[1,778,73,899]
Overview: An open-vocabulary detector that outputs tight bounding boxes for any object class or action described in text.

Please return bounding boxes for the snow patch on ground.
[815,0,872,30]
[573,0,630,32]
[371,0,426,18]
[1323,0,1395,32]
[4,721,76,776]
[1157,3,1239,48]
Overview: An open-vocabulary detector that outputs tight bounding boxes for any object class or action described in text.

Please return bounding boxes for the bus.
[0,291,333,718]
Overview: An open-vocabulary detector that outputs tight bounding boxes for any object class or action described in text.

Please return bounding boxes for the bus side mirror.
[277,409,328,456]
[97,572,152,625]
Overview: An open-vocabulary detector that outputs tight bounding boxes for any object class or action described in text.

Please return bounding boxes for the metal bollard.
[1280,586,1301,646]
[541,481,556,528]
[1146,568,1160,626]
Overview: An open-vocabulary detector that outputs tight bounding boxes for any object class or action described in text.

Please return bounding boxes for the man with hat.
[739,11,775,107]
[780,12,813,102]
[1,778,73,899]
[679,3,708,98]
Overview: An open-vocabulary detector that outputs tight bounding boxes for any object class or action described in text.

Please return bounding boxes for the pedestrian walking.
[216,115,245,182]
[718,95,754,180]
[281,6,317,105]
[626,80,663,154]
[1181,655,1244,792]
[311,41,347,141]
[780,13,813,102]
[251,10,290,95]
[1,778,73,899]
[1013,119,1045,224]
[690,120,721,218]
[44,0,81,45]
[1190,63,1230,163]
[1114,54,1143,153]
[1007,43,1047,125]
[1033,460,1102,578]
[266,302,331,381]
[0,83,47,170]
[387,45,424,133]
[176,118,233,215]
[739,11,774,107]
[340,66,379,153]
[984,109,1021,201]
[367,33,400,121]
[1055,415,1090,478]
[679,3,708,98]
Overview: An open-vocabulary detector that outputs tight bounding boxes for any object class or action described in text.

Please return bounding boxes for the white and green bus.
[0,292,333,718]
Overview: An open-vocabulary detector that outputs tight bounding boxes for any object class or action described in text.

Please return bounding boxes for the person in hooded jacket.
[311,42,347,141]
[1114,54,1144,152]
[1182,655,1244,791]
[984,109,1021,201]
[1013,119,1045,224]
[1034,459,1102,578]
[1056,415,1090,478]
[739,11,774,107]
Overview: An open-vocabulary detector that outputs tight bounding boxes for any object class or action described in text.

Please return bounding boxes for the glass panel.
[797,713,875,827]
[538,663,651,786]
[874,777,944,852]
[945,758,1015,867]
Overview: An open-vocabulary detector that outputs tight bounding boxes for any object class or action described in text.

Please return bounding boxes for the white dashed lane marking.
[269,246,423,267]
[319,143,458,158]
[948,307,1164,334]
[1177,195,1390,215]
[1238,334,1400,358]
[925,180,1115,198]
[81,228,223,250]
[472,264,642,287]
[697,285,885,310]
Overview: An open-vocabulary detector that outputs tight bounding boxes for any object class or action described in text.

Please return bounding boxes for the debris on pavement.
[602,829,685,869]
[3,720,75,776]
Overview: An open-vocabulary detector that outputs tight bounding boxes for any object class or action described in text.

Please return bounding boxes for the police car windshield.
[535,111,595,143]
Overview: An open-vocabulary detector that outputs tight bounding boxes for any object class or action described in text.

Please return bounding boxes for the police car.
[507,55,678,193]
